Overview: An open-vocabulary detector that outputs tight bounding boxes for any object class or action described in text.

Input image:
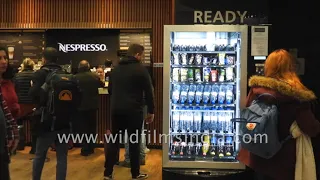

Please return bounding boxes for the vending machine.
[162,25,248,178]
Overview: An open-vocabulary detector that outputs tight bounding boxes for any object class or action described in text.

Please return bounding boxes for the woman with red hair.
[237,49,320,180]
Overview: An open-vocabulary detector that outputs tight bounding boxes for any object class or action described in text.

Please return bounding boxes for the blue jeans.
[32,130,69,180]
[124,106,147,162]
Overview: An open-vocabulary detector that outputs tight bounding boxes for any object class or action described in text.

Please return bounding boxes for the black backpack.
[41,67,81,130]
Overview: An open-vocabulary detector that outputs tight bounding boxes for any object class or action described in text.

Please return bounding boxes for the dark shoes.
[80,149,94,156]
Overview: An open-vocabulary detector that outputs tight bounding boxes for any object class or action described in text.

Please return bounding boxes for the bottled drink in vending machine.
[179,142,187,156]
[202,135,210,156]
[202,108,211,133]
[210,135,217,156]
[193,107,202,132]
[179,107,186,132]
[171,141,180,155]
[195,142,202,156]
[217,134,225,157]
[186,142,194,156]
[224,135,234,156]
[225,109,233,133]
[210,108,218,132]
[172,108,180,132]
[186,107,194,132]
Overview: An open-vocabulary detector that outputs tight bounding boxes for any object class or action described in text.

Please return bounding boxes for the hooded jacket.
[237,75,320,180]
[108,56,154,114]
[13,68,34,104]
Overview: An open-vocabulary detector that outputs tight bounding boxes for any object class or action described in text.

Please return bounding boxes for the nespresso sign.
[58,43,108,53]
[194,10,247,24]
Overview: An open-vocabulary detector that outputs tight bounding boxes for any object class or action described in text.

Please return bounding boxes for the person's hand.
[145,113,154,124]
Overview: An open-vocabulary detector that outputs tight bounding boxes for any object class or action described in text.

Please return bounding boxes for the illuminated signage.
[194,11,247,24]
[58,43,108,53]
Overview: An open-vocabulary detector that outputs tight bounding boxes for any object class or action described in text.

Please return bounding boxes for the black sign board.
[175,0,269,25]
[119,33,152,65]
[45,29,119,67]
[0,32,45,66]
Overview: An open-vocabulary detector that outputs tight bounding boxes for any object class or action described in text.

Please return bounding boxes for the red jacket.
[0,80,20,119]
[237,76,320,180]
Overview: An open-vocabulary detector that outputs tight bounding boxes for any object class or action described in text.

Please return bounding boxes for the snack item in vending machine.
[187,85,196,104]
[203,67,211,82]
[195,84,204,104]
[188,54,195,65]
[181,68,188,82]
[211,56,218,65]
[210,69,218,82]
[211,85,219,104]
[203,57,210,65]
[203,85,211,104]
[225,85,234,104]
[226,55,235,65]
[187,68,194,82]
[195,69,202,82]
[195,54,203,65]
[186,142,194,156]
[218,53,225,65]
[219,69,225,82]
[218,85,226,104]
[210,135,217,156]
[171,84,181,103]
[181,53,188,65]
[172,68,180,82]
[173,53,180,65]
[225,67,234,82]
[180,85,189,104]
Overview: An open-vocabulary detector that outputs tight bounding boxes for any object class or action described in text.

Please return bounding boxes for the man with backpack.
[29,47,80,180]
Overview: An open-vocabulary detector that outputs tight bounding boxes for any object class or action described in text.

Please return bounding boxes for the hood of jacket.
[40,62,62,71]
[249,75,316,102]
[119,56,140,65]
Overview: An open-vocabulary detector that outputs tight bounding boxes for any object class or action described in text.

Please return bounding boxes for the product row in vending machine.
[172,84,235,105]
[170,134,235,161]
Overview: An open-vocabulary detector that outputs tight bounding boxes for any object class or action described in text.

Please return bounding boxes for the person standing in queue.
[13,58,37,154]
[104,44,155,180]
[29,47,79,180]
[75,60,104,156]
[0,46,20,180]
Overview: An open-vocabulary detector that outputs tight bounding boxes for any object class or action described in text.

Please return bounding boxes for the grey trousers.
[124,106,147,162]
[32,130,69,180]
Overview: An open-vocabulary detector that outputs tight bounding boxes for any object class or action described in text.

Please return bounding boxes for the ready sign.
[194,11,247,24]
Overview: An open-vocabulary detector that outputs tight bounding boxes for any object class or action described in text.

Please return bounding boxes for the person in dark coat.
[74,60,104,156]
[237,49,320,180]
[13,58,36,153]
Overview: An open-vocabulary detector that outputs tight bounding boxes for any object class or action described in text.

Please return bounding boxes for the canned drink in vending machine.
[224,135,234,156]
[210,135,217,156]
[179,142,187,156]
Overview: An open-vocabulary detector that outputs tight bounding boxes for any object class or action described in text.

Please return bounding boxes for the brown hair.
[264,49,307,90]
[127,44,144,56]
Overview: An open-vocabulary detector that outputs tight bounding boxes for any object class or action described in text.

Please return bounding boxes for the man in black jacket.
[29,47,70,180]
[104,44,155,180]
[75,60,104,156]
